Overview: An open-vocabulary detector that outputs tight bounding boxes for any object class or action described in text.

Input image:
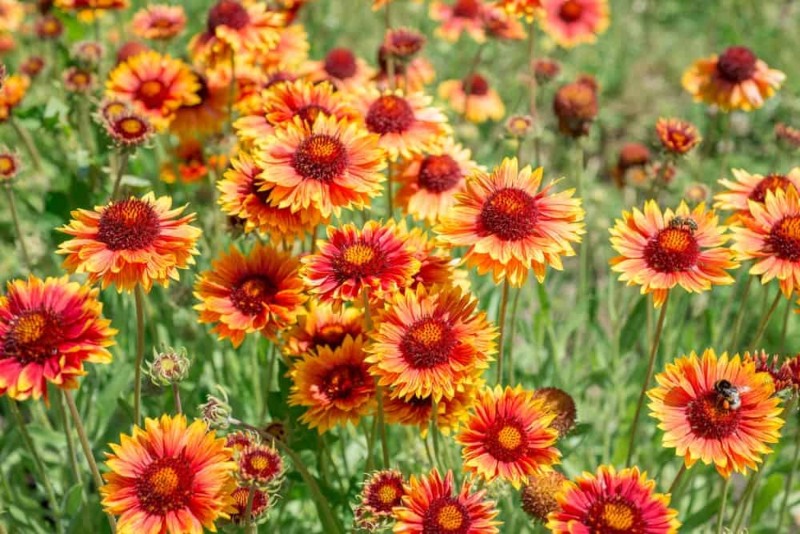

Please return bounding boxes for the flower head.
[430,0,489,43]
[0,74,29,121]
[147,346,190,386]
[541,0,609,48]
[648,349,784,477]
[0,276,115,401]
[609,201,738,307]
[229,485,269,525]
[194,242,307,347]
[546,465,680,533]
[715,168,800,217]
[521,470,567,523]
[437,157,585,287]
[358,469,407,518]
[0,146,20,180]
[384,380,479,437]
[100,108,154,147]
[101,414,237,533]
[532,387,577,437]
[238,442,284,487]
[58,193,202,293]
[283,300,364,358]
[438,73,506,123]
[553,77,598,137]
[132,4,187,41]
[655,117,701,156]
[393,469,501,534]
[682,46,785,112]
[458,385,560,488]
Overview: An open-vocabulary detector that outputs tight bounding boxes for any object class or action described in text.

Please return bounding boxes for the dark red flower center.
[686,390,743,439]
[0,154,17,176]
[3,309,63,365]
[322,363,368,401]
[112,116,150,141]
[463,74,489,96]
[311,323,350,350]
[241,447,282,482]
[479,187,539,241]
[231,486,268,522]
[135,79,167,110]
[136,456,194,514]
[485,417,528,462]
[400,316,456,369]
[418,155,463,193]
[230,276,277,315]
[365,475,405,514]
[207,0,250,33]
[424,497,471,534]
[768,215,800,261]
[294,104,328,125]
[452,0,481,19]
[333,241,387,281]
[292,134,349,182]
[558,0,584,22]
[585,497,643,533]
[324,48,357,80]
[643,226,699,272]
[749,174,791,203]
[98,199,160,251]
[716,46,757,83]
[365,95,414,135]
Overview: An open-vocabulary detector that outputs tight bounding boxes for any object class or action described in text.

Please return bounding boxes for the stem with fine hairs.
[750,287,783,348]
[716,476,731,534]
[10,118,44,173]
[3,185,33,271]
[363,288,389,467]
[244,484,257,533]
[495,279,511,385]
[133,285,146,425]
[626,292,670,466]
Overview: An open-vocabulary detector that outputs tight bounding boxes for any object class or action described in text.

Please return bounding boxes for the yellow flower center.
[148,466,179,496]
[602,502,635,530]
[496,425,523,450]
[437,503,464,531]
[140,80,163,98]
[657,227,693,252]
[13,313,46,344]
[343,244,375,267]
[411,320,443,346]
[0,155,15,174]
[119,117,147,135]
[250,453,270,472]
[377,484,398,504]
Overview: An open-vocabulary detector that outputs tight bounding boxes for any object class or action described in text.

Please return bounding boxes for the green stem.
[109,149,129,200]
[261,343,276,423]
[9,118,44,173]
[626,292,670,466]
[750,288,783,348]
[64,390,117,533]
[3,185,33,271]
[7,400,62,533]
[496,279,510,385]
[57,390,83,491]
[251,338,262,422]
[171,382,182,415]
[133,285,146,425]
[717,477,731,534]
[363,288,389,467]
[727,274,753,350]
[244,484,257,533]
[430,399,442,471]
[779,295,792,354]
[507,286,522,385]
[776,405,800,533]
[667,464,686,496]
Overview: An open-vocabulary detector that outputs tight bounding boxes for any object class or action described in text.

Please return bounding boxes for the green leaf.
[751,473,784,524]
[681,496,721,530]
[619,296,648,355]
[62,483,84,516]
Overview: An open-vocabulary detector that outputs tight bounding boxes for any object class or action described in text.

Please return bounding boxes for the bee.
[669,216,698,233]
[714,379,748,411]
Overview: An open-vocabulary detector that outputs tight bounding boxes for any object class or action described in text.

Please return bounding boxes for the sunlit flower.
[682,46,785,112]
[132,5,187,41]
[715,168,800,217]
[609,200,737,307]
[58,193,202,293]
[439,73,505,123]
[283,300,364,358]
[217,151,312,240]
[729,186,800,297]
[540,0,609,48]
[396,224,464,291]
[547,465,680,533]
[521,471,567,523]
[655,117,701,156]
[101,414,237,534]
[238,442,284,487]
[648,349,784,478]
[0,74,29,122]
[495,0,542,20]
[194,242,307,347]
[0,276,115,401]
[437,157,585,287]
[366,285,496,402]
[105,51,199,130]
[353,88,450,160]
[458,385,559,488]
[430,0,489,43]
[303,47,374,91]
[482,5,527,41]
[0,0,23,33]
[255,115,386,218]
[20,57,45,79]
[100,108,154,147]
[301,220,420,304]
[289,335,376,433]
[393,469,500,534]
[384,380,479,437]
[260,23,309,71]
[395,137,483,224]
[169,75,228,141]
[360,469,406,517]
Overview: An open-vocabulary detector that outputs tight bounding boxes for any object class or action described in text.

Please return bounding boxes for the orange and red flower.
[255,115,386,218]
[609,200,738,307]
[169,75,229,140]
[393,469,500,534]
[101,414,237,534]
[58,193,202,293]
[495,0,542,20]
[105,51,199,131]
[301,220,420,304]
[729,187,800,298]
[289,335,376,433]
[303,47,374,91]
[132,4,187,41]
[353,89,450,160]
[283,300,364,358]
[458,385,560,488]
[430,0,489,43]
[540,0,609,48]
[0,276,115,401]
[0,74,29,122]
[655,117,702,156]
[384,380,479,437]
[648,349,784,478]
[546,465,680,533]
[682,46,785,112]
[366,285,496,402]
[437,157,585,287]
[438,73,506,123]
[715,168,800,217]
[395,137,482,224]
[194,242,307,347]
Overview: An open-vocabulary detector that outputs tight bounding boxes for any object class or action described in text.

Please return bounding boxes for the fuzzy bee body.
[669,216,698,233]
[714,379,745,411]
